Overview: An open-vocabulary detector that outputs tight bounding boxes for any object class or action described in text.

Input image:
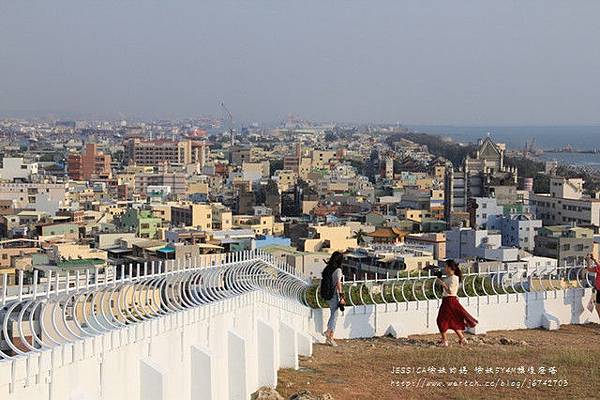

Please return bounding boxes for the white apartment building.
[495,214,542,252]
[474,196,542,252]
[135,172,186,195]
[0,157,38,182]
[473,197,504,228]
[0,182,67,215]
[445,227,519,262]
[476,256,557,285]
[530,177,600,227]
[521,256,558,275]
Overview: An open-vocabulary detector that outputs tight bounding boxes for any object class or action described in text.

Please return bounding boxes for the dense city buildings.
[444,136,518,221]
[1,116,600,400]
[0,117,598,290]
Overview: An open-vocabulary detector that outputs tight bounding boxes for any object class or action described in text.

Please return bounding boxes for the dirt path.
[276,324,600,400]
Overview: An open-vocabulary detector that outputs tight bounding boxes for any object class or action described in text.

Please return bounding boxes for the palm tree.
[353,229,367,245]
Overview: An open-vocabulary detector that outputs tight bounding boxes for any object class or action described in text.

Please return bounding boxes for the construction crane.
[220,102,234,147]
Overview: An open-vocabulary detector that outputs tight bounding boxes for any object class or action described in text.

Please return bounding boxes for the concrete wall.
[3,284,598,400]
[0,292,312,400]
[309,287,599,339]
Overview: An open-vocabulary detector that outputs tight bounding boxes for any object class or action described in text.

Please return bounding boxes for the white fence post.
[256,319,277,387]
[279,322,298,370]
[228,330,248,400]
[140,359,167,400]
[191,345,215,400]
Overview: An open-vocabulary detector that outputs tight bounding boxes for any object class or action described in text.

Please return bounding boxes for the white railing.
[311,263,595,308]
[0,249,310,362]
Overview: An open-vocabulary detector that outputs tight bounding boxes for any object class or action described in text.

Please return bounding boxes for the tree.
[504,156,543,178]
[270,159,284,176]
[347,159,365,174]
[324,131,337,142]
[111,149,125,164]
[353,229,367,245]
[385,132,476,166]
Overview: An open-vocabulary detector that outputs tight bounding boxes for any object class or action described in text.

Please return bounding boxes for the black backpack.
[320,269,334,300]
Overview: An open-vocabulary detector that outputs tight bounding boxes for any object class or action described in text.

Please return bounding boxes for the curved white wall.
[2,285,598,400]
[0,292,312,400]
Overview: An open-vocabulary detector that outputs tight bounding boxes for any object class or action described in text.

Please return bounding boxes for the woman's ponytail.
[445,259,463,282]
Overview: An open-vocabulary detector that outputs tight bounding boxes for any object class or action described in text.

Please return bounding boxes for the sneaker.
[326,337,338,347]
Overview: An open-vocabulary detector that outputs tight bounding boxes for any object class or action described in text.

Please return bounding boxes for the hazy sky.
[1,1,599,125]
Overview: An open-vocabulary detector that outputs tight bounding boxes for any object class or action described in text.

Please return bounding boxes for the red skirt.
[436,296,478,333]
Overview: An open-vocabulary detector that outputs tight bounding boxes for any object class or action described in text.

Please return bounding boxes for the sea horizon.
[408,124,600,151]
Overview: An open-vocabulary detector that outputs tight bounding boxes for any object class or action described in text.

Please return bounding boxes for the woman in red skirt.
[436,259,478,347]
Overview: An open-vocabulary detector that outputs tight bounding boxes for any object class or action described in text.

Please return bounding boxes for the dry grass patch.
[277,324,600,400]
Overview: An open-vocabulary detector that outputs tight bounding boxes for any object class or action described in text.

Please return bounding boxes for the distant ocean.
[408,125,600,169]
